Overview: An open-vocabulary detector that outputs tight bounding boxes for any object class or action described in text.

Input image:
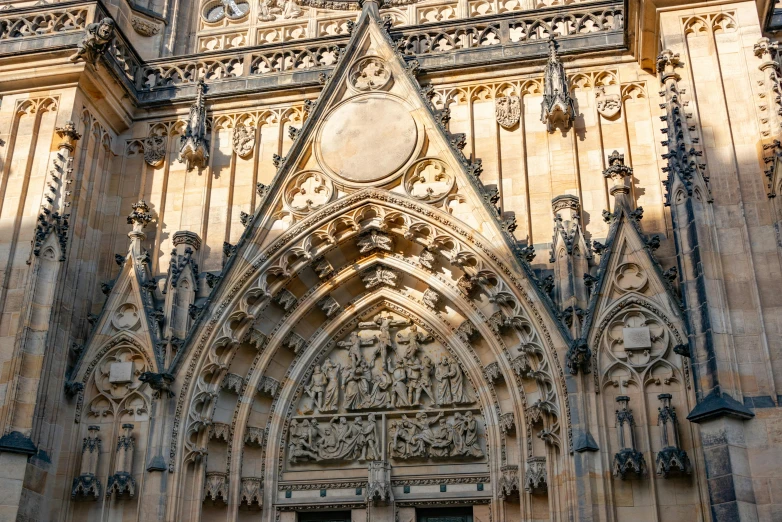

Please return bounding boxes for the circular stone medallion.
[319,97,417,184]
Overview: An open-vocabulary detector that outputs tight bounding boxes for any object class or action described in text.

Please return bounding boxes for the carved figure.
[368,366,392,408]
[321,359,341,411]
[362,265,398,289]
[356,414,380,460]
[396,324,432,360]
[449,357,468,403]
[451,412,465,454]
[404,356,423,406]
[435,356,453,405]
[387,356,409,408]
[342,360,370,410]
[463,411,483,457]
[258,0,277,21]
[429,418,454,457]
[306,365,327,410]
[596,86,621,119]
[69,18,115,65]
[418,355,436,405]
[281,0,302,19]
[337,330,375,369]
[288,420,319,462]
[359,312,409,363]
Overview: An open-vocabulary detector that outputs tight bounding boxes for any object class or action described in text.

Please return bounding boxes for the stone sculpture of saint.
[387,356,409,408]
[356,414,379,460]
[451,412,465,455]
[418,355,436,405]
[321,359,341,411]
[342,361,370,409]
[463,411,483,457]
[368,366,392,408]
[435,356,453,405]
[449,357,467,403]
[428,418,454,457]
[306,364,327,410]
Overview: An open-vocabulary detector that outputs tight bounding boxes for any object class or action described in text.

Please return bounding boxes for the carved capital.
[55,121,82,151]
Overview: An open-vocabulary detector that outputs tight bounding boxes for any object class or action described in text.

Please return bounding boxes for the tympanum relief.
[287,310,484,466]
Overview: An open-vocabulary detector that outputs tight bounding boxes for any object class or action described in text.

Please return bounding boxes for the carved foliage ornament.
[143,135,166,167]
[232,124,255,157]
[349,56,392,91]
[495,95,520,128]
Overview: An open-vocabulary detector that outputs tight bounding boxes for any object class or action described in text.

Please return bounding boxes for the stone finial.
[754,37,780,66]
[55,121,82,151]
[541,36,576,132]
[178,80,209,171]
[603,151,633,202]
[656,49,681,82]
[127,200,152,230]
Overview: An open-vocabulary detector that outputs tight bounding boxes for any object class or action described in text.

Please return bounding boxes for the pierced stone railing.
[0,0,623,101]
[0,4,89,40]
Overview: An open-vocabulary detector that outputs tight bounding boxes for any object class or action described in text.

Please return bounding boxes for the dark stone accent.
[403,485,410,494]
[708,475,737,504]
[355,488,362,495]
[742,395,776,409]
[0,431,37,455]
[711,500,742,522]
[146,455,167,472]
[477,483,483,491]
[439,484,447,492]
[320,489,326,497]
[702,446,731,478]
[687,389,754,423]
[573,430,599,453]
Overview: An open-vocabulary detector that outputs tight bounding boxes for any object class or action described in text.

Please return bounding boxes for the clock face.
[203,0,250,22]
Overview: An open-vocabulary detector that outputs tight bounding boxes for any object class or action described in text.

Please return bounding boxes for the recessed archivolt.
[169,191,571,501]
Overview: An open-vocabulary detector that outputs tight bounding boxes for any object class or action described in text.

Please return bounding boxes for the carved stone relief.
[284,171,333,214]
[349,56,392,91]
[403,158,455,202]
[287,310,484,466]
[143,135,166,167]
[495,95,520,128]
[232,124,255,157]
[596,86,621,119]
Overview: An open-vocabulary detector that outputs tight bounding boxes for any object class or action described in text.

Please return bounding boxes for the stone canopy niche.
[285,309,486,476]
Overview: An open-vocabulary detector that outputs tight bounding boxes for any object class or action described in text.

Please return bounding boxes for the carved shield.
[495,95,521,129]
[143,135,166,167]
[232,124,256,158]
[596,87,621,119]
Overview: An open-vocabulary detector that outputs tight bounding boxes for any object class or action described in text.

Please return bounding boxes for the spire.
[541,36,576,132]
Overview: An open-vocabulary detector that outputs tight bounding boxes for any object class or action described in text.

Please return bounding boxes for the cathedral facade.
[0,0,781,521]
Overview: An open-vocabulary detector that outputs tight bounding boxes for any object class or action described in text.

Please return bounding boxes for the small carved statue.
[306,365,327,411]
[396,324,432,360]
[337,330,375,369]
[462,411,483,457]
[435,356,453,405]
[359,312,408,363]
[387,356,409,408]
[357,229,393,253]
[69,18,115,65]
[342,360,370,410]
[321,359,341,411]
[368,366,392,408]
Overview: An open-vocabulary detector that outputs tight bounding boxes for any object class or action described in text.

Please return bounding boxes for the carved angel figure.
[69,18,115,65]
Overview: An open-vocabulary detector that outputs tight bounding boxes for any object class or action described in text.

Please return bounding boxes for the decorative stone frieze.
[209,422,231,441]
[499,412,515,434]
[483,362,500,383]
[245,427,264,446]
[222,373,244,393]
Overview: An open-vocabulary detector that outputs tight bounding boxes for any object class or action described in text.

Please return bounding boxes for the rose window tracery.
[349,57,392,91]
[606,310,668,367]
